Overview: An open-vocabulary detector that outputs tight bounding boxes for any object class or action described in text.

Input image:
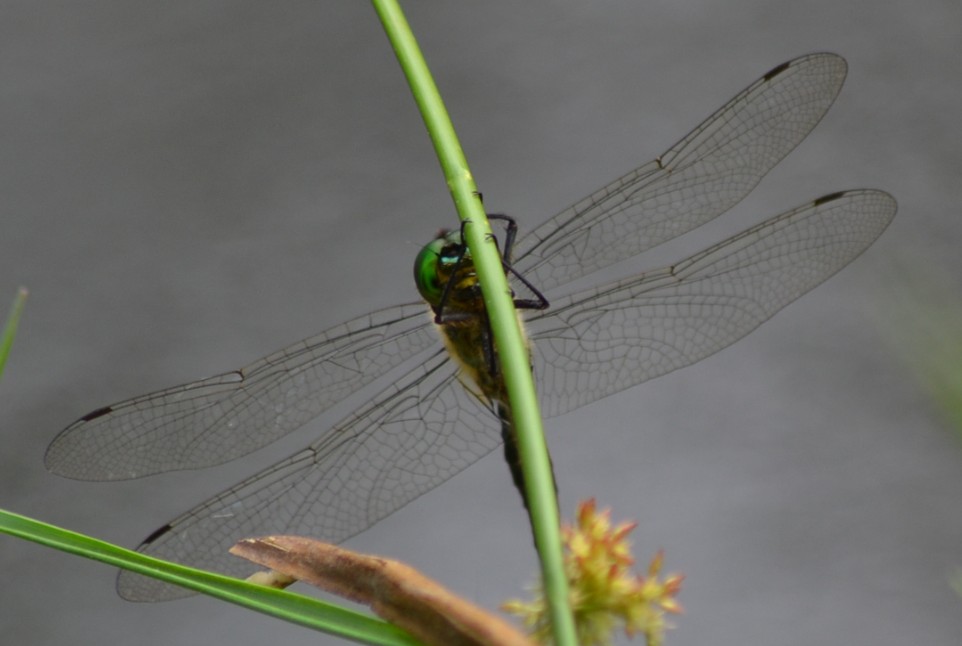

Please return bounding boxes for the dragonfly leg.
[486,213,519,263]
[432,234,469,324]
[487,214,550,311]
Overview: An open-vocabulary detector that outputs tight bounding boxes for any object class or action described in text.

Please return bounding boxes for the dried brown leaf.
[231,536,534,646]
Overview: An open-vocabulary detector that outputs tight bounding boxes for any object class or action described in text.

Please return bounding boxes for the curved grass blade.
[0,508,420,645]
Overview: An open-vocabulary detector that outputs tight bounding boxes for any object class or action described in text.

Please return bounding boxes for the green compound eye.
[413,237,447,306]
[414,230,466,307]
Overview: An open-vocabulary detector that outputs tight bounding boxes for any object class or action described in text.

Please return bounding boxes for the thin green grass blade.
[369,2,576,645]
[0,509,421,646]
[0,287,28,381]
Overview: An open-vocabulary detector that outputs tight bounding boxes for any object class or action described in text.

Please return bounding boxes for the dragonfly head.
[414,229,468,308]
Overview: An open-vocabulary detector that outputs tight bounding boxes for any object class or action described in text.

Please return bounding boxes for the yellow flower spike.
[659,596,684,615]
[503,500,684,646]
[647,550,665,577]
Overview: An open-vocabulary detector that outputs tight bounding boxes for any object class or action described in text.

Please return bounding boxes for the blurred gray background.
[2,1,961,644]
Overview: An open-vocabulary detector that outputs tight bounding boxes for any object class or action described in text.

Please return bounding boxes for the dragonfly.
[45,52,896,602]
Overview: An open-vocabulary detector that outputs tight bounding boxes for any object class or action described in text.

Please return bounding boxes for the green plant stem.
[370,3,576,645]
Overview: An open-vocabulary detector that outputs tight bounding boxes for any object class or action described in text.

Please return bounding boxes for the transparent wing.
[513,53,848,291]
[116,350,503,601]
[45,303,436,480]
[44,52,851,483]
[528,189,896,416]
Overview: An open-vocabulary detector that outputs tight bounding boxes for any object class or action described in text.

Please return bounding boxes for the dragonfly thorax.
[413,227,512,405]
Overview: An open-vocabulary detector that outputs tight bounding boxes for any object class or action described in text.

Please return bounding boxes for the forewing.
[45,303,436,480]
[527,190,896,416]
[116,350,503,601]
[514,53,848,291]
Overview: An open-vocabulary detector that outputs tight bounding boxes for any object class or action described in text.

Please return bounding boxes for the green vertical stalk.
[370,3,576,645]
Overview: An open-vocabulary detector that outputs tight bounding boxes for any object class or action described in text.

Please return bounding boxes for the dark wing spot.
[764,60,791,81]
[814,191,847,206]
[140,524,173,546]
[80,405,113,422]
